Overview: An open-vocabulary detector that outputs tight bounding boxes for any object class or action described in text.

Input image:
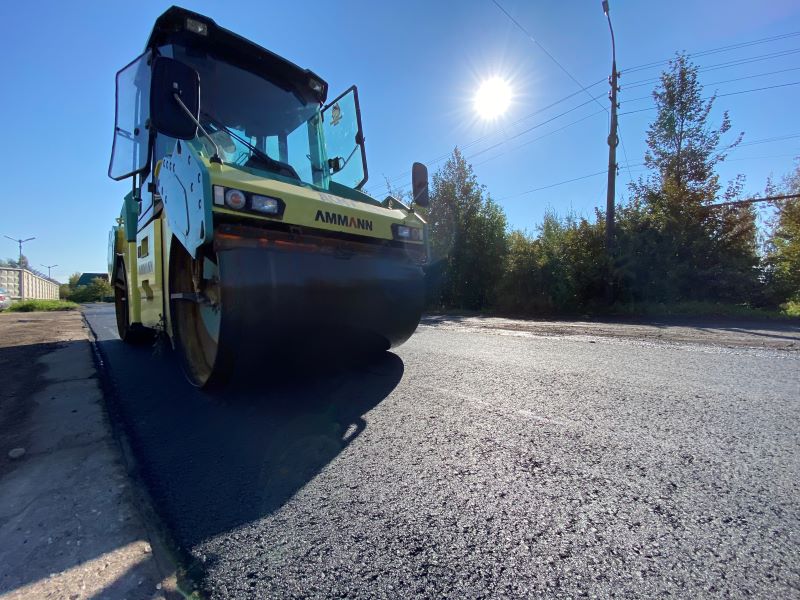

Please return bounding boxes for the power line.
[365,80,606,194]
[370,26,800,197]
[498,169,608,200]
[624,48,800,90]
[369,0,615,196]
[625,50,800,93]
[726,153,800,162]
[491,0,637,198]
[468,95,606,158]
[619,80,800,116]
[491,0,608,114]
[717,80,800,97]
[626,61,800,91]
[389,99,610,195]
[622,66,800,104]
[705,193,800,209]
[496,153,800,203]
[738,133,800,147]
[617,123,635,185]
[622,32,800,75]
[471,109,607,168]
[385,83,799,201]
[406,45,800,190]
[390,89,800,196]
[371,91,608,195]
[703,65,800,87]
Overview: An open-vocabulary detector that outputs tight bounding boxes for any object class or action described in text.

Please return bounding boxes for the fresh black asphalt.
[84,304,800,599]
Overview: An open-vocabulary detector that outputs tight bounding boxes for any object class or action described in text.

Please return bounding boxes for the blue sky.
[1,0,799,283]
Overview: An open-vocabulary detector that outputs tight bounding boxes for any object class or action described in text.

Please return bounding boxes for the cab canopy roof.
[145,6,328,104]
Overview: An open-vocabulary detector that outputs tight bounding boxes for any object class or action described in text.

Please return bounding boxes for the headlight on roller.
[251,195,280,214]
[393,224,423,241]
[212,185,285,218]
[224,188,246,210]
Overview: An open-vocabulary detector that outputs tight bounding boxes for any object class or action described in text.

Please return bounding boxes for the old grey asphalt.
[83,304,800,599]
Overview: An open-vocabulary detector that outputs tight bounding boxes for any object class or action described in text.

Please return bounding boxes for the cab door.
[109,51,151,181]
[321,86,368,190]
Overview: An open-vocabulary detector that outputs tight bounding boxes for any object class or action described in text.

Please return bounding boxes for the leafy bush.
[496,213,608,315]
[781,300,800,318]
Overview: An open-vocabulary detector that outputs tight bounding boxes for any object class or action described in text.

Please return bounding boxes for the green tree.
[0,255,30,268]
[623,53,758,303]
[63,274,112,302]
[765,161,800,301]
[60,273,81,299]
[88,277,113,301]
[426,148,507,310]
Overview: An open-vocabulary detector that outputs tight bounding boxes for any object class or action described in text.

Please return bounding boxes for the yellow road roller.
[108,6,429,387]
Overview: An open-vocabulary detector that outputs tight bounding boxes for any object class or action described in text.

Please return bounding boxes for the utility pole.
[602,0,619,302]
[42,264,58,278]
[4,235,35,266]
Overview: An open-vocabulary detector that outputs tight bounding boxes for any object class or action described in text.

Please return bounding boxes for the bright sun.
[474,77,512,120]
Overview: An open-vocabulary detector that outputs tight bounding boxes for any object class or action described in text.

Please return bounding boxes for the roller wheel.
[169,243,229,388]
[114,259,150,344]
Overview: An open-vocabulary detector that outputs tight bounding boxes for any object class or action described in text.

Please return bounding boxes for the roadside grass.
[3,299,80,313]
[609,301,800,321]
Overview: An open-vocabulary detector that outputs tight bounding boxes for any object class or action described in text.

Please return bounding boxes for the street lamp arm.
[602,1,616,68]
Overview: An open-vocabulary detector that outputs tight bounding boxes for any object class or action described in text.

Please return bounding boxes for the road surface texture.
[84,304,800,599]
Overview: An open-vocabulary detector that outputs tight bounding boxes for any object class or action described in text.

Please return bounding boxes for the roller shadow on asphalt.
[91,320,403,553]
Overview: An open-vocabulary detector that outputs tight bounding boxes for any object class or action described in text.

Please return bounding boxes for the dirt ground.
[0,309,88,348]
[0,311,88,477]
[421,314,800,352]
[0,309,178,599]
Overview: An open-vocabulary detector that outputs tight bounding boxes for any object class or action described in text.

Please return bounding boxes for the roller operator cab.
[108,6,430,387]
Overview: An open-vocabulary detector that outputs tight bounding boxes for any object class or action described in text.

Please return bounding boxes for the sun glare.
[474,77,512,120]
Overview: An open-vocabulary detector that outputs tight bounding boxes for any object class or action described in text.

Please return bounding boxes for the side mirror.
[411,162,429,208]
[150,57,200,140]
[328,156,345,173]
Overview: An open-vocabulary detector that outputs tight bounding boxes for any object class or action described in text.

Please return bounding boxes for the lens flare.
[474,77,512,119]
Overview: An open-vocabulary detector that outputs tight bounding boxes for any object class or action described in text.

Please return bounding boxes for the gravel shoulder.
[421,314,800,351]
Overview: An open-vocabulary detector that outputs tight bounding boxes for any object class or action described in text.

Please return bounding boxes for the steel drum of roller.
[170,224,425,388]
